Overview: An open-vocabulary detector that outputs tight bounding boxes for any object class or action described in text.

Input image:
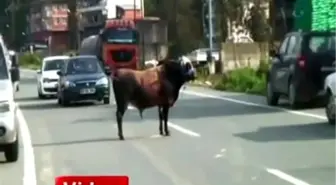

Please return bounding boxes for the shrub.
[19,52,42,69]
[194,60,268,95]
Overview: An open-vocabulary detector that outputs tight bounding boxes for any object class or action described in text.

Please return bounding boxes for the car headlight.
[0,101,10,113]
[96,77,108,86]
[64,81,76,88]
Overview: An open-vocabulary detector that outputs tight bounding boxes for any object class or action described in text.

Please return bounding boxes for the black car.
[56,55,111,106]
[267,31,335,109]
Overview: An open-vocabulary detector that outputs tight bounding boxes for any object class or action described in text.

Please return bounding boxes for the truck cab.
[101,19,139,70]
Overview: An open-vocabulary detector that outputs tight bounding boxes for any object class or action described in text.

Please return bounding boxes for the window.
[66,57,103,75]
[0,44,9,80]
[308,35,334,53]
[60,18,66,24]
[92,15,98,23]
[43,59,66,71]
[54,18,60,25]
[102,28,139,44]
[279,36,290,54]
[286,36,297,54]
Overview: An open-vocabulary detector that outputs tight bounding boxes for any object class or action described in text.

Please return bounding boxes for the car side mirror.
[269,49,280,58]
[36,69,41,74]
[57,71,63,76]
[104,66,111,75]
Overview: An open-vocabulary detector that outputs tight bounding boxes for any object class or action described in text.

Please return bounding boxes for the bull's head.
[159,59,196,83]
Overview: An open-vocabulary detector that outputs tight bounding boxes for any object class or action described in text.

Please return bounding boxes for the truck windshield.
[103,28,138,44]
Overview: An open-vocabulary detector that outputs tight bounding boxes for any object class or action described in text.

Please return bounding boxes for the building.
[29,3,68,54]
[78,0,144,38]
[28,0,144,53]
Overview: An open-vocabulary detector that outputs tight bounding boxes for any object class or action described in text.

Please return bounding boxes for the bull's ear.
[185,62,192,70]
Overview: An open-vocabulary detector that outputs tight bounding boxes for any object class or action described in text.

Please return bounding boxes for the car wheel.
[38,89,45,99]
[325,91,335,125]
[57,97,61,105]
[4,136,19,162]
[266,80,280,106]
[103,97,110,104]
[288,82,300,109]
[61,98,70,106]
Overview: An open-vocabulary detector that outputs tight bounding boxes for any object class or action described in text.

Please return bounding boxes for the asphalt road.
[0,69,334,185]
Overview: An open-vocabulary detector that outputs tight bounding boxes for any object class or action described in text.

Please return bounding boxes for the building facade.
[28,0,144,53]
[29,3,69,54]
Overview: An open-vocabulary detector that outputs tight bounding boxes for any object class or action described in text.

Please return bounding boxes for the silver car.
[324,72,336,125]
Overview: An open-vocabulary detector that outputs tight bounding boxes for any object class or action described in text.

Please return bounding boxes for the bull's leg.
[158,106,164,135]
[112,79,128,140]
[116,106,126,140]
[162,105,170,136]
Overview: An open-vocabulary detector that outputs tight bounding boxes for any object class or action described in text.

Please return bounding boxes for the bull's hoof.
[119,135,125,140]
[159,131,164,135]
[164,131,170,136]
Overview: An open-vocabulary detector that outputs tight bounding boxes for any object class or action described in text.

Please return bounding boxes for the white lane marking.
[182,90,327,120]
[266,168,311,185]
[125,105,200,137]
[168,122,201,137]
[150,134,162,138]
[16,105,37,185]
[213,148,227,159]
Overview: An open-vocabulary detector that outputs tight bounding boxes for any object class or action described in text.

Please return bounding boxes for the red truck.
[79,17,168,71]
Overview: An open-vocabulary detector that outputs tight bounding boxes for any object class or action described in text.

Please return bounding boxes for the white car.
[37,56,69,98]
[0,40,19,162]
[324,72,336,125]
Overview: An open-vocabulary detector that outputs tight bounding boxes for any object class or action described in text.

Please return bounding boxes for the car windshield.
[66,57,103,75]
[103,28,138,44]
[0,46,9,80]
[43,59,66,71]
[308,35,335,53]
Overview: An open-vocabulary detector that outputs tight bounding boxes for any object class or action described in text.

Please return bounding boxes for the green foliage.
[144,0,270,55]
[195,61,268,95]
[19,52,42,70]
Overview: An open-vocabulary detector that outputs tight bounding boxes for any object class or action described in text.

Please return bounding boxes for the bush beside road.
[192,60,270,95]
[19,52,42,70]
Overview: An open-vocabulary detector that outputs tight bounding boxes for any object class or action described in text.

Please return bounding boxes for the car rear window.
[308,35,335,53]
[43,59,66,71]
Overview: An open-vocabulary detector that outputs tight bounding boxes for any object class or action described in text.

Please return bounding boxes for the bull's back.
[113,67,171,109]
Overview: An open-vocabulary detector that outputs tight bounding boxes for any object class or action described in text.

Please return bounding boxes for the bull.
[112,59,196,140]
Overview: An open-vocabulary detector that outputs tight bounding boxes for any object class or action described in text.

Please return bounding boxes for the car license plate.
[80,88,96,94]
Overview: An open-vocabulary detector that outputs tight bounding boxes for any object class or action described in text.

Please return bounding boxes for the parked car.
[0,35,19,162]
[324,72,335,125]
[37,56,69,98]
[266,31,335,109]
[56,55,111,106]
[185,48,220,66]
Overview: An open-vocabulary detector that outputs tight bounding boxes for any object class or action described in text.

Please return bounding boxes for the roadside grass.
[191,60,269,95]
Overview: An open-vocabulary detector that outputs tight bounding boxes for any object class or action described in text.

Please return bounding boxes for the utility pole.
[8,0,18,49]
[206,0,216,74]
[208,0,213,57]
[67,0,79,50]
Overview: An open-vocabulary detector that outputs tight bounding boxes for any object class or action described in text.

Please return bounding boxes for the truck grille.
[111,49,135,63]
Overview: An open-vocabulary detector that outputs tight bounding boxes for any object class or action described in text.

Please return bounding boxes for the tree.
[247,3,269,41]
